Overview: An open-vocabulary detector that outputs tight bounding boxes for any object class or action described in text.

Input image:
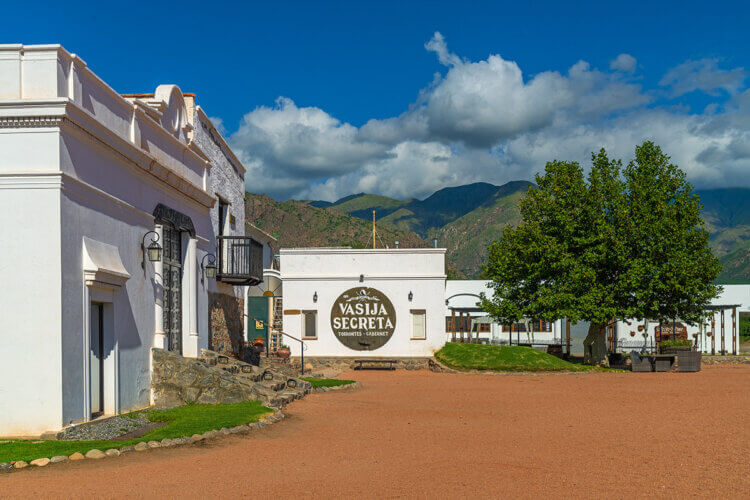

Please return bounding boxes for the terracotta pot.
[277,347,291,359]
[637,325,644,332]
[630,331,636,337]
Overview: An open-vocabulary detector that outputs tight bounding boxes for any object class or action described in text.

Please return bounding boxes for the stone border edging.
[0,409,285,472]
[311,381,362,392]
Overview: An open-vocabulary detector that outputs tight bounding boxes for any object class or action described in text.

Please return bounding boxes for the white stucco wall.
[0,168,63,435]
[280,248,447,358]
[0,44,228,435]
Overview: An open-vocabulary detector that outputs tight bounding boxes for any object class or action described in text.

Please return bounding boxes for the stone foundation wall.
[151,348,260,407]
[701,355,750,365]
[291,357,431,372]
[209,292,245,359]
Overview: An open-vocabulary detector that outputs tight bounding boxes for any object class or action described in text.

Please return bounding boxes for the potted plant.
[277,344,291,360]
[253,336,265,349]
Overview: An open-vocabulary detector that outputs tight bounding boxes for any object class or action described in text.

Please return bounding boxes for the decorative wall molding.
[153,203,196,236]
[0,115,63,128]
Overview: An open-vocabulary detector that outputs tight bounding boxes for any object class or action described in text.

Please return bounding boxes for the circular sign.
[330,287,396,351]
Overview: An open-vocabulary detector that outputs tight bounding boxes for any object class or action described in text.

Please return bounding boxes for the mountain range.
[246,183,750,282]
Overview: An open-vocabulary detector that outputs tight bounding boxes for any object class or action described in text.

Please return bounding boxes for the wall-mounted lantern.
[201,253,217,283]
[359,274,364,283]
[395,240,399,249]
[313,291,318,303]
[408,291,413,302]
[142,231,162,269]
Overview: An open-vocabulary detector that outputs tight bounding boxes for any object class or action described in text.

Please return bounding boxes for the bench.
[353,359,397,371]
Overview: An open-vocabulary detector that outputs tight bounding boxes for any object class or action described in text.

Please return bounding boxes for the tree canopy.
[480,141,721,329]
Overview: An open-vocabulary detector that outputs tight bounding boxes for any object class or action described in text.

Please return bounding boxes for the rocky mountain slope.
[248,184,750,282]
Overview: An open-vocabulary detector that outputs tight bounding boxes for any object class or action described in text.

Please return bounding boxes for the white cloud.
[660,58,747,97]
[228,34,750,201]
[424,31,462,67]
[610,53,637,73]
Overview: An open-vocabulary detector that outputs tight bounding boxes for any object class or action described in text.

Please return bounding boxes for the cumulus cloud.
[228,33,750,201]
[610,53,637,73]
[660,58,747,97]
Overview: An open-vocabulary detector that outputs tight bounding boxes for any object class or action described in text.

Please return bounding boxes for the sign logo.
[331,287,396,351]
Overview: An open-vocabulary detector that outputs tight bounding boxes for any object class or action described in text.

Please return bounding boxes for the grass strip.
[0,400,272,463]
[435,343,613,372]
[302,377,356,388]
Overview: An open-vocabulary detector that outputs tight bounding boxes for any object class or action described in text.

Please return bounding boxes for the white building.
[614,285,748,355]
[445,280,564,346]
[280,248,447,359]
[450,280,747,356]
[0,44,262,436]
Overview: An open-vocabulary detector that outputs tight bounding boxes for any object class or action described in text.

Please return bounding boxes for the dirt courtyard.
[3,366,749,498]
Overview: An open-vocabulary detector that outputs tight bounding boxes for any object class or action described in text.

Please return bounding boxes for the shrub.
[660,338,693,348]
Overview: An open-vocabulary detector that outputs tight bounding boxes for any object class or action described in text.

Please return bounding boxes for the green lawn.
[435,343,608,372]
[302,377,356,388]
[0,400,272,464]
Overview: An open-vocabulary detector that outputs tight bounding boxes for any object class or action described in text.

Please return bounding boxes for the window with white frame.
[302,310,317,339]
[411,309,426,339]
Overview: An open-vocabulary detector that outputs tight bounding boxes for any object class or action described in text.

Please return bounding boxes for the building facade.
[445,280,564,345]
[0,44,260,436]
[280,248,447,359]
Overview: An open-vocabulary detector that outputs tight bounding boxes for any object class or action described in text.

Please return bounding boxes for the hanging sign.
[655,322,688,340]
[330,287,396,350]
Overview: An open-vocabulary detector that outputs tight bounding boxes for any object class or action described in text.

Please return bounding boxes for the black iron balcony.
[216,236,263,286]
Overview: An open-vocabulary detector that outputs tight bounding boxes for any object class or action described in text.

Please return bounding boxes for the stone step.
[259,380,287,392]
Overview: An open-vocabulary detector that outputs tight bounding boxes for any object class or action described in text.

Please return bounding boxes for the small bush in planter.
[660,339,693,348]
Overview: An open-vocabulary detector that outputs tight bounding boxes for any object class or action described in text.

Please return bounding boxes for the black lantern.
[201,254,217,283]
[313,291,318,303]
[408,291,413,302]
[141,231,162,269]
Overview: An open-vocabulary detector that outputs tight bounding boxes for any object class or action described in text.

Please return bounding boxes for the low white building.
[280,248,447,359]
[445,280,564,346]
[0,44,261,436]
[614,285,749,355]
[449,280,747,356]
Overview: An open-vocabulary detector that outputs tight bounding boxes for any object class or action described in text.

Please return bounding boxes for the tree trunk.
[583,322,609,366]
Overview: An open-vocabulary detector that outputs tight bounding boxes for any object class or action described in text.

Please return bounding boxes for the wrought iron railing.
[217,236,263,286]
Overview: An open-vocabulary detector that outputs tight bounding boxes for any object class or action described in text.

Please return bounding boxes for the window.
[411,310,426,340]
[302,310,317,339]
[218,199,229,237]
[501,320,552,333]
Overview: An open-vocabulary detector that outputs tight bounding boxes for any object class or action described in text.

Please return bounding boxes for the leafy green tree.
[621,142,722,332]
[481,142,721,364]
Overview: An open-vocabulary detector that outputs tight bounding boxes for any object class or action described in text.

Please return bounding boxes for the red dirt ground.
[3,366,749,498]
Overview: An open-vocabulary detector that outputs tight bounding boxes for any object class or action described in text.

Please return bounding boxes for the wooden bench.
[353,359,397,371]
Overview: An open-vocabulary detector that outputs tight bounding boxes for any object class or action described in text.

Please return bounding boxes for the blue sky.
[5,0,750,200]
